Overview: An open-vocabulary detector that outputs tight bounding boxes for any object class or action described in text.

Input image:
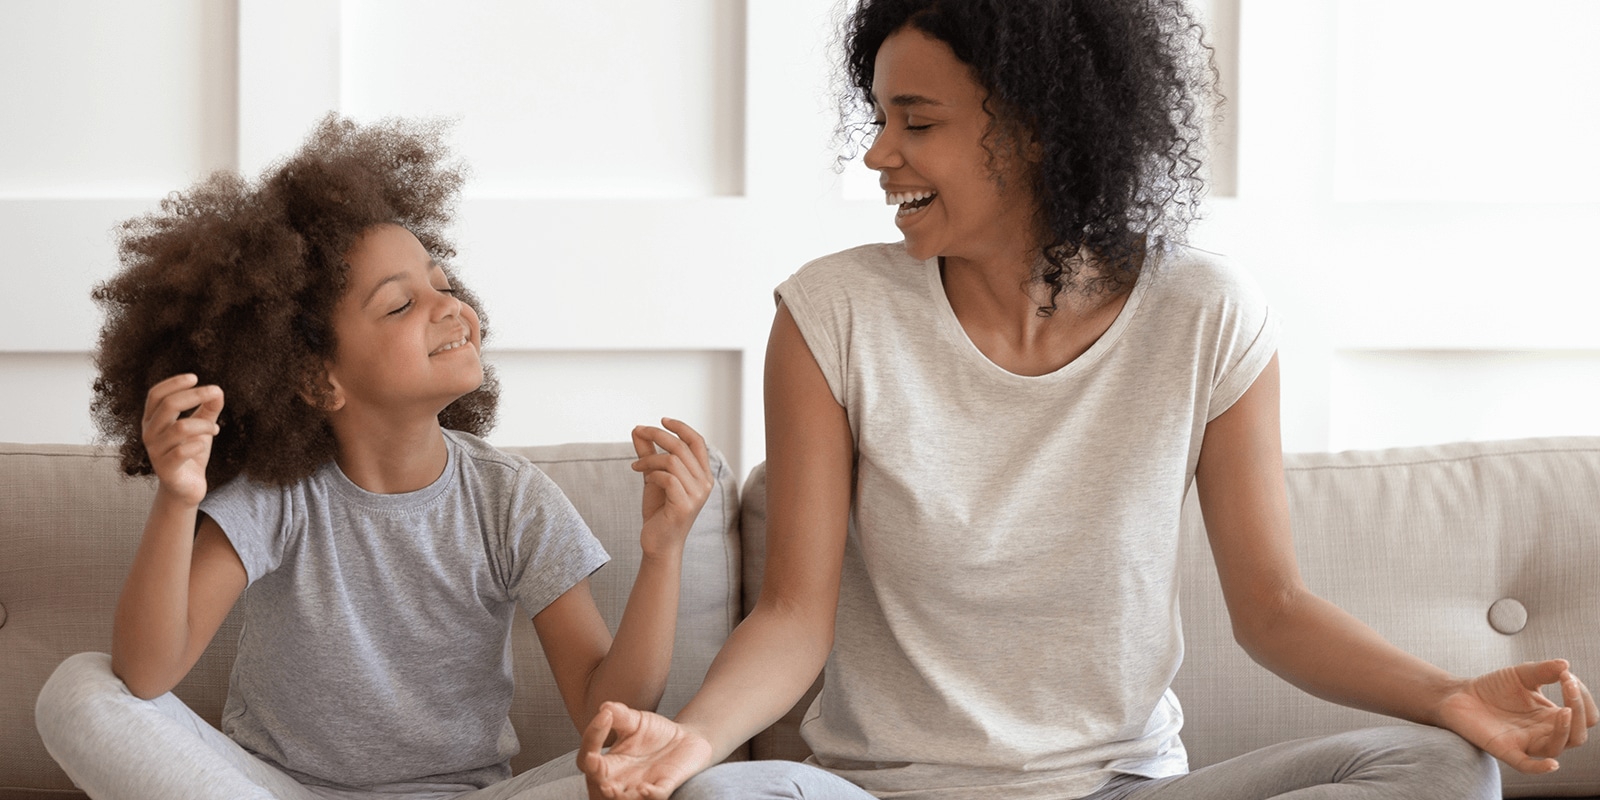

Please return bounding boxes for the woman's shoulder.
[783,241,927,309]
[792,241,923,286]
[1143,245,1270,310]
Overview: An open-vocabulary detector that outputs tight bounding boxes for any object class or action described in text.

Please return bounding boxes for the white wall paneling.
[1329,349,1600,452]
[2,0,1596,476]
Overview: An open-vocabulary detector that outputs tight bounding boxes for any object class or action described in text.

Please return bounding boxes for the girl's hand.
[1439,660,1598,773]
[141,374,224,507]
[630,419,713,559]
[580,701,713,800]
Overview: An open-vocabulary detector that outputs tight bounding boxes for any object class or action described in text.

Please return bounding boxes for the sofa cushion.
[0,440,742,799]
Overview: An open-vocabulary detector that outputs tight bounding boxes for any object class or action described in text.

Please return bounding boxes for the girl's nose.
[432,290,464,321]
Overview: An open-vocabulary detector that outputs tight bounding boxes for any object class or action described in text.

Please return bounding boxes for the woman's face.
[863,26,1039,266]
[321,224,483,417]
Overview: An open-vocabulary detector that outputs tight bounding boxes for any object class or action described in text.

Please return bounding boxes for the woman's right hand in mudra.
[580,701,714,800]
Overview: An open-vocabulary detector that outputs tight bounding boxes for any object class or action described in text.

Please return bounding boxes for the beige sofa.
[2,437,1597,799]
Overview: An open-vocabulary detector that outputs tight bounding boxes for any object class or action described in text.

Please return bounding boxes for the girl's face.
[322,224,483,418]
[864,26,1040,267]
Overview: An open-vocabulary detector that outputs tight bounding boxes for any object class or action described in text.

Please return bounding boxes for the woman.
[580,1,1597,798]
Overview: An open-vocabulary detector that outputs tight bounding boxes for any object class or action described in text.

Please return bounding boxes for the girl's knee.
[35,652,126,745]
[672,761,829,800]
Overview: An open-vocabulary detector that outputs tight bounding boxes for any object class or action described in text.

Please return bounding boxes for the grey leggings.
[35,652,589,800]
[673,725,1500,800]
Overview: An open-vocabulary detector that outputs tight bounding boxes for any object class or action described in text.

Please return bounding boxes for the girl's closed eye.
[388,299,413,316]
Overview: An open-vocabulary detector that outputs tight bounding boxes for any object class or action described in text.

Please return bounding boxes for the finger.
[635,425,705,483]
[630,453,683,474]
[1572,673,1600,729]
[581,704,614,762]
[660,418,711,474]
[147,384,225,428]
[1535,707,1574,759]
[143,373,199,418]
[170,416,222,439]
[631,426,655,460]
[644,471,690,512]
[1563,673,1590,747]
[1516,659,1570,690]
[191,385,226,425]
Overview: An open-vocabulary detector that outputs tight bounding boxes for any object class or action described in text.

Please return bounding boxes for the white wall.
[2,0,1597,478]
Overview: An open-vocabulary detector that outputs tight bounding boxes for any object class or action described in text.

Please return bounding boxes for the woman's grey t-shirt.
[776,243,1278,800]
[199,429,609,789]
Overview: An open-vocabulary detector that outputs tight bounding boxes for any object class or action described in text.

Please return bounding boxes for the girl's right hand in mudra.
[580,701,714,800]
[141,373,224,506]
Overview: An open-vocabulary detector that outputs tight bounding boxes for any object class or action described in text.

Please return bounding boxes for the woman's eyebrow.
[875,93,946,108]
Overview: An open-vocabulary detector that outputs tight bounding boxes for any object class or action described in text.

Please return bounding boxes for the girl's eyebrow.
[360,259,440,308]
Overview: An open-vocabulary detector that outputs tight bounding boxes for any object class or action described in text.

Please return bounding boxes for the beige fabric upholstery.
[741,438,1600,799]
[0,441,743,800]
[1174,437,1600,799]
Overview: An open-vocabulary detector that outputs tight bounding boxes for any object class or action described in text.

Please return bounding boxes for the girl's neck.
[328,412,450,494]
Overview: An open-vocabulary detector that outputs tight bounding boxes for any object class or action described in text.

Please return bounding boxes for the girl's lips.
[429,333,471,356]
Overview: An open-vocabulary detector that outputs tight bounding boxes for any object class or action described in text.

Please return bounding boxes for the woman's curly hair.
[839,0,1218,312]
[91,114,498,488]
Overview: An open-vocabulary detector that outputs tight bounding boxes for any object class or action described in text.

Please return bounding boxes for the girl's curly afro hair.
[840,0,1217,312]
[91,114,498,488]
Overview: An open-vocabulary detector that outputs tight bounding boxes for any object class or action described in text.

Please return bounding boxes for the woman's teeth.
[887,190,937,212]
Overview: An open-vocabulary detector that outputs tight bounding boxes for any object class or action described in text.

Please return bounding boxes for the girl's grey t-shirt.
[199,429,609,789]
[777,243,1277,800]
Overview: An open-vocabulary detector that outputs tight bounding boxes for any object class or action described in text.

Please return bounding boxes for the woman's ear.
[299,365,346,412]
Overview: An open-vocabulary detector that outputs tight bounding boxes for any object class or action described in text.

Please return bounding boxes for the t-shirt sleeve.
[1204,260,1280,422]
[198,475,294,585]
[775,256,852,408]
[502,465,610,618]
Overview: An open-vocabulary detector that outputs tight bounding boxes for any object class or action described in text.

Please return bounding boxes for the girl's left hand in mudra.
[631,418,713,558]
[1439,659,1598,773]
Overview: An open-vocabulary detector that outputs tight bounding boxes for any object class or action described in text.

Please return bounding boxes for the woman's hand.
[142,374,224,506]
[1439,660,1598,773]
[580,701,714,800]
[630,419,713,559]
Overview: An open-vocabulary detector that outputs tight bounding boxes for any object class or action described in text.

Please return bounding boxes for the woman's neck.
[940,252,1131,377]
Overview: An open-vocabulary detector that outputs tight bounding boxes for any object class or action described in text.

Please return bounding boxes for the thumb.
[1518,659,1571,689]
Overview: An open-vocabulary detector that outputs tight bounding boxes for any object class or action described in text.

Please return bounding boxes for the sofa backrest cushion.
[0,441,743,798]
[741,437,1600,798]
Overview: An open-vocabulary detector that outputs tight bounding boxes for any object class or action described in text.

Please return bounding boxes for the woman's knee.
[1355,725,1499,800]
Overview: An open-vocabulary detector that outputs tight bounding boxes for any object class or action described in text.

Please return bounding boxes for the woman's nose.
[863,127,899,172]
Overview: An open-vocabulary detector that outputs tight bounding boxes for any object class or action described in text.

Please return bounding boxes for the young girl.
[34,115,714,800]
[579,1,1596,798]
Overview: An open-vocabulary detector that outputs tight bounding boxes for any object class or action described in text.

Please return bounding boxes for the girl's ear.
[299,365,346,412]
